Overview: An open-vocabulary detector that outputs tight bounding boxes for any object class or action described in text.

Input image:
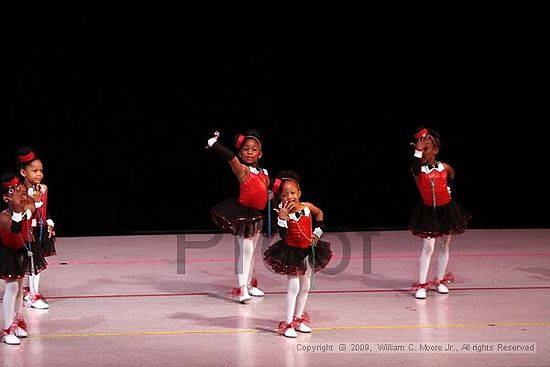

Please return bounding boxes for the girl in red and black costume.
[207,130,276,303]
[409,127,471,299]
[17,146,55,309]
[0,172,47,345]
[263,170,333,338]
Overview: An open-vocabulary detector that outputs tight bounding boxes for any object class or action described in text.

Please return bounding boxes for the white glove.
[313,227,323,239]
[207,131,220,147]
[207,137,217,147]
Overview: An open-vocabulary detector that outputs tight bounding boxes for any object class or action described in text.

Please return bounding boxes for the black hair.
[245,129,261,140]
[277,170,299,180]
[429,129,441,147]
[277,170,300,186]
[233,129,262,150]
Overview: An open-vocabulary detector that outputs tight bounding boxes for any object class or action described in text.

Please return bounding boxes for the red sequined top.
[285,208,313,249]
[415,163,451,207]
[0,212,33,250]
[238,167,269,210]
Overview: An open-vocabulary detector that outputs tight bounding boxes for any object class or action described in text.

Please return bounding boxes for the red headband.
[272,177,300,195]
[235,134,262,150]
[2,176,19,190]
[18,151,36,163]
[414,128,429,140]
[235,134,246,149]
[272,178,282,195]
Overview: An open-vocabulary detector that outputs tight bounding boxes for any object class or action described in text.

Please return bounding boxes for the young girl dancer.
[1,172,47,344]
[409,127,471,299]
[263,170,333,337]
[207,130,273,303]
[17,146,55,309]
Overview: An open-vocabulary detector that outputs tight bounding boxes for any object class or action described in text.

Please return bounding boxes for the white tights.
[3,278,24,328]
[418,236,451,284]
[236,232,261,297]
[28,272,41,295]
[285,260,312,323]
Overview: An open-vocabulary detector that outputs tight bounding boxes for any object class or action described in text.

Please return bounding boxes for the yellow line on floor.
[34,329,260,338]
[31,322,550,339]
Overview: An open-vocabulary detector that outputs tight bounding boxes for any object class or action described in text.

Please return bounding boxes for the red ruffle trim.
[277,312,310,334]
[250,278,258,288]
[232,286,244,297]
[411,272,455,291]
[1,313,26,337]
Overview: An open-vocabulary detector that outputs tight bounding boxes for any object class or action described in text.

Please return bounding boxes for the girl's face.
[279,180,301,204]
[239,138,262,166]
[20,159,44,186]
[420,138,439,164]
[3,183,29,209]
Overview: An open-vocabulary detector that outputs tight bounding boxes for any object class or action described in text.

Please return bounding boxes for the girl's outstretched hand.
[276,200,294,220]
[206,131,220,148]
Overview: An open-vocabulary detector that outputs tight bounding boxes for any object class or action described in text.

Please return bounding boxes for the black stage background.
[2,6,548,235]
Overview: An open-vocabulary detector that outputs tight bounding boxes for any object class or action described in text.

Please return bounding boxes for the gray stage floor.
[1,229,549,367]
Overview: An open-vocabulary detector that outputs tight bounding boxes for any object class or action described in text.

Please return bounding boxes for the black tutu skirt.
[409,200,471,238]
[264,240,333,276]
[211,198,265,238]
[34,224,56,257]
[0,242,48,280]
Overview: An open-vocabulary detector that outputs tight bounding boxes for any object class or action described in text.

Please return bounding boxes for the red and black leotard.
[211,166,272,238]
[0,210,47,279]
[238,166,269,210]
[409,160,471,238]
[263,206,333,276]
[415,163,451,208]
